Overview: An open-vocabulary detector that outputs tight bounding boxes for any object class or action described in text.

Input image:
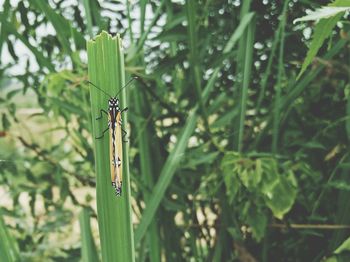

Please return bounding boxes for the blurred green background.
[0,0,350,261]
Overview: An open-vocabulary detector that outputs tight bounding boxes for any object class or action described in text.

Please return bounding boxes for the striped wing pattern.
[109,109,123,196]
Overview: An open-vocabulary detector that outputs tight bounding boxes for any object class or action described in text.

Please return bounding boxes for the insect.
[87,77,137,196]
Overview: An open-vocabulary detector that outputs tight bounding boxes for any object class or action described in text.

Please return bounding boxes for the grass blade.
[296,12,344,79]
[236,17,255,152]
[87,31,135,262]
[134,14,251,243]
[186,0,207,122]
[134,103,198,245]
[223,13,254,54]
[233,0,253,152]
[132,87,161,261]
[81,0,93,37]
[79,208,99,262]
[272,1,289,153]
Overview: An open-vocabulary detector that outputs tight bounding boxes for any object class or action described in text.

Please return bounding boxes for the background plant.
[0,0,350,261]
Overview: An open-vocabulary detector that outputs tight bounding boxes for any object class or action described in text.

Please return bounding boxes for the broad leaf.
[264,175,297,219]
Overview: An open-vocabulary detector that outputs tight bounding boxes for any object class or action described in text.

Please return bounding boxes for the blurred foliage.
[0,0,350,261]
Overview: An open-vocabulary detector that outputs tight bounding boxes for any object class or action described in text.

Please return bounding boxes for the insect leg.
[120,107,128,113]
[95,127,109,139]
[122,128,128,143]
[96,109,108,120]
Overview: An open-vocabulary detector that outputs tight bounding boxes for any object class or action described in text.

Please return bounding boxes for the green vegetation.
[0,1,350,261]
[87,32,135,262]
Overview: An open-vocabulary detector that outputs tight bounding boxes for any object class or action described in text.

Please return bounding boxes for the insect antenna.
[114,76,138,98]
[86,80,112,98]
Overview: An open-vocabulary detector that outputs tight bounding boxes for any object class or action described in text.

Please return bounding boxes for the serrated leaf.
[297,11,344,78]
[293,7,349,23]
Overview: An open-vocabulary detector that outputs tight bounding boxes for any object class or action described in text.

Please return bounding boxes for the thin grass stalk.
[136,0,165,49]
[255,1,289,130]
[132,86,161,262]
[140,0,147,34]
[212,192,233,261]
[327,51,350,253]
[130,3,162,260]
[312,153,350,215]
[134,19,251,244]
[162,3,187,259]
[239,0,252,17]
[281,45,347,109]
[186,0,209,129]
[252,38,347,148]
[261,5,286,249]
[127,0,166,62]
[81,0,93,37]
[233,0,253,152]
[326,153,350,253]
[272,0,288,153]
[328,155,350,253]
[133,66,222,244]
[166,0,184,99]
[261,229,269,262]
[126,0,134,42]
[237,19,255,152]
[255,23,281,115]
[87,31,135,262]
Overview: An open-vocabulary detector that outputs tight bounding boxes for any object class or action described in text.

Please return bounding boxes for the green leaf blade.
[87,31,135,262]
[79,208,99,262]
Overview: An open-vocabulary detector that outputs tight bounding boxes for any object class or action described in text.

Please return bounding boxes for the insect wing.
[116,111,123,190]
[109,109,123,196]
